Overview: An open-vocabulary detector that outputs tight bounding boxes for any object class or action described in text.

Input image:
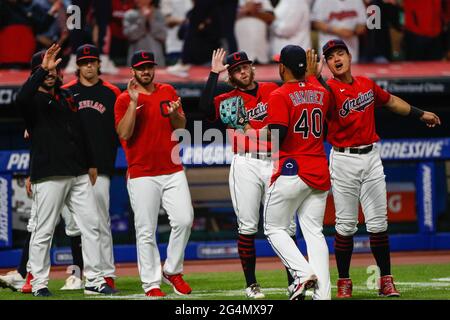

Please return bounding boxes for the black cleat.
[84,283,118,295]
[33,288,52,297]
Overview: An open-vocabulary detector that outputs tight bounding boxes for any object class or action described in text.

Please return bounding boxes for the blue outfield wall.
[1,137,450,267]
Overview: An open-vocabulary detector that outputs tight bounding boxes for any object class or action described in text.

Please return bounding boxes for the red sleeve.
[168,85,184,116]
[114,93,130,128]
[61,79,77,89]
[373,81,391,106]
[306,75,321,86]
[267,93,289,127]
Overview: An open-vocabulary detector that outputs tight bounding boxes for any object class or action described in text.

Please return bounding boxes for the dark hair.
[291,67,306,80]
[75,66,101,77]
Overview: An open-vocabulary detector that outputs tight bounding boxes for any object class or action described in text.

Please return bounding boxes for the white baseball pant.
[329,143,388,236]
[28,175,105,292]
[264,175,331,300]
[229,154,297,236]
[127,170,194,293]
[28,175,115,278]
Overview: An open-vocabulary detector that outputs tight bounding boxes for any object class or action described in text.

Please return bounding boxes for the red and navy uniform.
[267,80,332,191]
[326,76,391,148]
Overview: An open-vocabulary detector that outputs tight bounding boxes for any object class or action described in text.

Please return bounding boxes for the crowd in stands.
[1,0,450,75]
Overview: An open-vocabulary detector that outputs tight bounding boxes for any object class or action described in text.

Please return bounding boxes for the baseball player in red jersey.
[261,45,333,300]
[199,49,297,298]
[319,39,441,298]
[115,50,194,297]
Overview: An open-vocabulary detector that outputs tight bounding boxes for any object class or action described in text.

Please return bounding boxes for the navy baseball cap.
[226,51,252,71]
[277,45,307,74]
[76,44,100,62]
[131,50,157,68]
[322,39,349,58]
[30,50,46,71]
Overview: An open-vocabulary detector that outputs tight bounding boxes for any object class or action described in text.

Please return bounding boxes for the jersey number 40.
[294,108,323,139]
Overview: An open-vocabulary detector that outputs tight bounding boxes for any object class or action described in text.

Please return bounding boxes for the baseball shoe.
[289,275,317,300]
[336,278,353,298]
[104,277,115,289]
[145,288,166,297]
[245,283,265,299]
[60,275,84,290]
[378,275,400,297]
[21,273,33,293]
[162,272,192,295]
[33,287,52,297]
[84,283,117,295]
[0,270,25,291]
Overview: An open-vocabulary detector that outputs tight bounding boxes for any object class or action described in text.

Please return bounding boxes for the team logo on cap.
[83,46,90,54]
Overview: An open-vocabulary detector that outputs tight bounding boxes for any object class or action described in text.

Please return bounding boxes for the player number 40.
[294,108,323,138]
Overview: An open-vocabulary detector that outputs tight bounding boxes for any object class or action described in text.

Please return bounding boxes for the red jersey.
[213,82,279,153]
[267,81,332,191]
[114,83,184,178]
[403,0,442,37]
[326,76,391,148]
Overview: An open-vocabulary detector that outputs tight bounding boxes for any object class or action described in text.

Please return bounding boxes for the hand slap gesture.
[211,48,229,74]
[306,49,323,78]
[41,43,62,71]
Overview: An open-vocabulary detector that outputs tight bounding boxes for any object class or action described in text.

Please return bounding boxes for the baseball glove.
[219,96,249,130]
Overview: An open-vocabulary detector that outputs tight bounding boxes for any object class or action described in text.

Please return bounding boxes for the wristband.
[409,106,425,119]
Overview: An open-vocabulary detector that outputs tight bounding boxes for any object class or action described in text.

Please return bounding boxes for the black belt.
[333,145,373,154]
[238,152,272,160]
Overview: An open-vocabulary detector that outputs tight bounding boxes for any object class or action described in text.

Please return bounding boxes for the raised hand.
[211,48,229,74]
[127,78,139,102]
[168,97,182,115]
[306,49,318,77]
[41,43,62,71]
[421,111,441,128]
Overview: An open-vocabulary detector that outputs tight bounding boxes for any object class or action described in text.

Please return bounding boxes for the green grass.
[1,264,450,300]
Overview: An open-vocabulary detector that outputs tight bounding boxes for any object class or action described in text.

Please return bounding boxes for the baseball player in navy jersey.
[63,44,121,290]
[15,44,116,297]
[199,48,297,299]
[313,39,441,298]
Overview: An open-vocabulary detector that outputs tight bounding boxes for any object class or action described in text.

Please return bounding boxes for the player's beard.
[135,72,154,86]
[233,69,255,89]
[41,75,56,90]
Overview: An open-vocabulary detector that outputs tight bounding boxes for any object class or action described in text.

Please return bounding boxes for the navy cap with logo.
[131,50,157,68]
[226,51,252,71]
[76,44,100,62]
[277,45,307,74]
[30,50,46,72]
[322,39,349,58]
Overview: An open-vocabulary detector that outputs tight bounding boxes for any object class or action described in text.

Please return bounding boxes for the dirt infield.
[2,251,450,279]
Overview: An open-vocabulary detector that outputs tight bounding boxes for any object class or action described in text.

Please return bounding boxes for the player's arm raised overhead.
[116,78,139,140]
[198,48,229,119]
